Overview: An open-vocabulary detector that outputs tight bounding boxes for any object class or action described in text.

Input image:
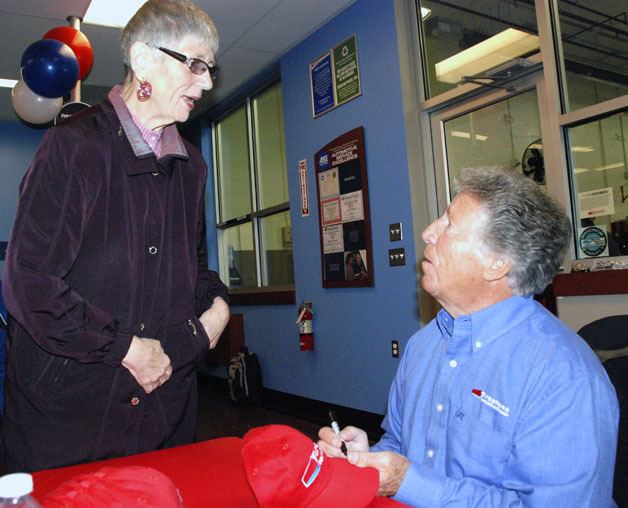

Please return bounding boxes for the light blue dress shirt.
[372,296,619,507]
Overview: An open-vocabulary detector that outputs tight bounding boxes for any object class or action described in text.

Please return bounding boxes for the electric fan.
[521,139,545,184]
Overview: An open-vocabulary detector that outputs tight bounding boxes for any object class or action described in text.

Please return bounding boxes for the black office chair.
[578,315,628,508]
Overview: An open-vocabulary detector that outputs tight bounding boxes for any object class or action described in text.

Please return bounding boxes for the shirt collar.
[107,85,189,162]
[130,110,163,156]
[436,295,535,358]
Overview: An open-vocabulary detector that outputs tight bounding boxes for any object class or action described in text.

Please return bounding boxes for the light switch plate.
[389,248,406,266]
[389,223,402,242]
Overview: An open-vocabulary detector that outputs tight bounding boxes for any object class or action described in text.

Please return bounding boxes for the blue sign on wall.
[310,53,335,117]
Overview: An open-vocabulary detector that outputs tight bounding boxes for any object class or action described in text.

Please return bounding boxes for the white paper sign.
[318,168,339,199]
[322,224,344,253]
[578,187,614,219]
[340,190,364,222]
[321,197,341,225]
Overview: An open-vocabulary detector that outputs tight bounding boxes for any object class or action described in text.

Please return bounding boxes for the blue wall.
[0,121,45,274]
[230,0,421,414]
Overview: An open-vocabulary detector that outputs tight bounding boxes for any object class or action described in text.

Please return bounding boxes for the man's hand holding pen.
[318,422,410,497]
[317,424,369,458]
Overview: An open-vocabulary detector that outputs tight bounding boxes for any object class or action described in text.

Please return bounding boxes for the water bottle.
[0,473,41,507]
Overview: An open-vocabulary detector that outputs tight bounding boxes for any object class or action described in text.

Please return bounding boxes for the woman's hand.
[199,296,230,349]
[122,336,172,393]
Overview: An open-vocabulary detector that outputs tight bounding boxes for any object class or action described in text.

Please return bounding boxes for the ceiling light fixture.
[84,0,148,28]
[451,130,471,139]
[594,162,623,171]
[0,79,18,89]
[451,130,487,141]
[435,28,539,84]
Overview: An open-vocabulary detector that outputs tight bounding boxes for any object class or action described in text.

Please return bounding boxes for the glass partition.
[219,223,256,288]
[259,211,294,286]
[419,0,539,98]
[556,1,628,113]
[443,88,542,198]
[567,111,628,258]
[215,105,252,222]
[252,84,289,210]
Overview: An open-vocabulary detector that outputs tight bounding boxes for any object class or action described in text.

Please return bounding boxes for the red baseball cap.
[242,424,378,508]
[42,466,183,508]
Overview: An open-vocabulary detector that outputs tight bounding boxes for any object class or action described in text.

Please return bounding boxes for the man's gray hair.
[454,166,572,295]
[121,0,219,81]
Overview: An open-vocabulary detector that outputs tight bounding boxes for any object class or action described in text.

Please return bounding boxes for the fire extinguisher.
[296,301,314,351]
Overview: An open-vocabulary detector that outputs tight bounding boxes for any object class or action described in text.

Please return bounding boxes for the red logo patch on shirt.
[471,388,510,417]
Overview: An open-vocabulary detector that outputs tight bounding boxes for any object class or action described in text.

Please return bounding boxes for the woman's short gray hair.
[454,166,572,296]
[121,0,219,80]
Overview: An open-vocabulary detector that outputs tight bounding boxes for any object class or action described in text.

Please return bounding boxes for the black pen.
[328,410,348,456]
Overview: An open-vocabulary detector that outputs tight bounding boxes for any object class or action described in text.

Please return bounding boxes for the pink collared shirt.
[130,111,163,158]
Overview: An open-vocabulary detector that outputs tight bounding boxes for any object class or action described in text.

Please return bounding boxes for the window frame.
[211,81,295,306]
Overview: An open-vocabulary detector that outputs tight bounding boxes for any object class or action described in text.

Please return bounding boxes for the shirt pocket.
[446,406,513,482]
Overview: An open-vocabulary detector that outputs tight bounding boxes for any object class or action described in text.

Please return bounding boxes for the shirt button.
[426,449,434,458]
[475,341,482,349]
[130,397,140,406]
[449,359,458,368]
[148,246,158,255]
[436,403,444,412]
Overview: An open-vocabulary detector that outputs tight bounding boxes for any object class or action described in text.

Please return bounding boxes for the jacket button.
[148,246,157,255]
[152,172,159,176]
[131,397,140,406]
[139,323,145,331]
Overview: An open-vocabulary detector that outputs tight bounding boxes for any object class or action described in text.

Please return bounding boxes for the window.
[566,111,628,258]
[213,82,295,301]
[442,88,542,199]
[555,1,628,113]
[418,0,540,99]
[415,0,627,267]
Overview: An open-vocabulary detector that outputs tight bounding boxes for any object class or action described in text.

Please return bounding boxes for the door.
[429,72,554,214]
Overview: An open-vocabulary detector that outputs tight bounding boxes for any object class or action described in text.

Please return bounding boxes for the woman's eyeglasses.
[156,46,218,80]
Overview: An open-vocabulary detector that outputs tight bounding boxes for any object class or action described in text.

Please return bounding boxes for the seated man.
[319,166,619,507]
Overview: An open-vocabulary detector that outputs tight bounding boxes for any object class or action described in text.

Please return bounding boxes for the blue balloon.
[21,39,79,98]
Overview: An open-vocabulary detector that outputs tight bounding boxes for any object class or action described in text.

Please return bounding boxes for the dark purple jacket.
[1,89,228,472]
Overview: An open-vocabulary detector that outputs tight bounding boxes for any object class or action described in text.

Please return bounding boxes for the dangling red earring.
[137,79,152,102]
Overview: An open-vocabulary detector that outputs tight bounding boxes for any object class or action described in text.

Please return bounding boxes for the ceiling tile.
[236,0,355,53]
[0,0,90,20]
[195,0,283,49]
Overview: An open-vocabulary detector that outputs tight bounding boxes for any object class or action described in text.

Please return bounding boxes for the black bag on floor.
[228,348,262,405]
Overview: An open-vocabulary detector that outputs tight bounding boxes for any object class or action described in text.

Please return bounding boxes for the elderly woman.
[2,0,229,472]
